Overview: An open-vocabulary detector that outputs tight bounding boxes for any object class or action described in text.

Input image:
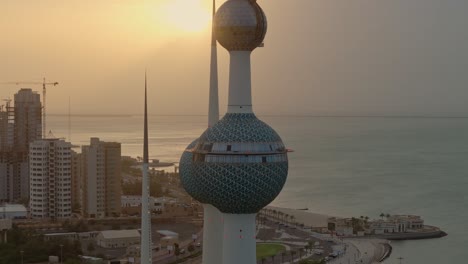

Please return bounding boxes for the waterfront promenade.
[267,206,392,264]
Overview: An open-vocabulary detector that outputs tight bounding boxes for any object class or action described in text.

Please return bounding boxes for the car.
[180,249,186,254]
[196,242,201,247]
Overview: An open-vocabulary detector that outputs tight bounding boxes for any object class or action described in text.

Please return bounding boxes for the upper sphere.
[214,0,267,51]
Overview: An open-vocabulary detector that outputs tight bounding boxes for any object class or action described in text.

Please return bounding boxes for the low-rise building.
[327,217,356,236]
[0,204,27,219]
[121,195,178,215]
[388,215,424,229]
[44,232,79,242]
[157,230,179,249]
[369,220,407,234]
[97,229,140,249]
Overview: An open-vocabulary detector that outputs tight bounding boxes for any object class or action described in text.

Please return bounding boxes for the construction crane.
[0,78,59,138]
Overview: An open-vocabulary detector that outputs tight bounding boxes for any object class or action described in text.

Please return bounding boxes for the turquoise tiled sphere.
[179,139,210,203]
[179,113,288,214]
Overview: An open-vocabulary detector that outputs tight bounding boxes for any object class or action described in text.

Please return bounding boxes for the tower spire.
[140,70,152,264]
[144,71,149,164]
[208,0,219,127]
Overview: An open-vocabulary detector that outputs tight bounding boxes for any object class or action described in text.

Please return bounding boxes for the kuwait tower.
[180,1,224,264]
[180,0,289,264]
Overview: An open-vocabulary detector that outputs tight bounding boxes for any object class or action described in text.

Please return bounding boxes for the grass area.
[256,243,286,259]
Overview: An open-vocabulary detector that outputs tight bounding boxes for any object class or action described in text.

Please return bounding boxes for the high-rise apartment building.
[0,89,42,202]
[82,138,121,218]
[29,139,72,219]
[14,89,42,151]
[71,150,82,211]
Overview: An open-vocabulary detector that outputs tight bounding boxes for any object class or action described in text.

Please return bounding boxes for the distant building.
[0,204,27,219]
[388,215,424,229]
[29,139,72,219]
[82,138,121,218]
[0,89,42,202]
[71,150,82,211]
[327,217,355,236]
[97,230,140,248]
[121,195,177,215]
[157,230,180,249]
[44,232,79,242]
[14,89,42,151]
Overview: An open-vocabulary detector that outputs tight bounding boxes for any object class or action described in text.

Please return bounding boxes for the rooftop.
[99,229,140,239]
[0,204,27,212]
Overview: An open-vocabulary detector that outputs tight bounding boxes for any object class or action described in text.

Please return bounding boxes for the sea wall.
[374,226,447,241]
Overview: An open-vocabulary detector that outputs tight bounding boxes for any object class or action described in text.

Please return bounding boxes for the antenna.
[68,96,71,142]
[140,70,152,264]
[208,0,219,127]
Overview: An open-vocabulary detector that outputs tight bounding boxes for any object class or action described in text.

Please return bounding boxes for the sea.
[49,114,468,264]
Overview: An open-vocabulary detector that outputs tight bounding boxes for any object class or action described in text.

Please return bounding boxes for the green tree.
[174,243,180,258]
[188,244,195,254]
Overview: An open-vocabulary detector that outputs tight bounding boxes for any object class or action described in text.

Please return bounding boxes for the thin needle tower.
[140,73,152,264]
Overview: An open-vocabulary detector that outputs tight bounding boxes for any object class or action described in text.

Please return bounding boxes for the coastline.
[267,206,392,263]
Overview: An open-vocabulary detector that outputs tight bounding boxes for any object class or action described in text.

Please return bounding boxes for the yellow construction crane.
[0,78,59,138]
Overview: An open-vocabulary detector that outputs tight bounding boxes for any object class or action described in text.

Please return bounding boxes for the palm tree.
[386,213,391,219]
[380,213,385,219]
[308,240,314,251]
[261,257,266,264]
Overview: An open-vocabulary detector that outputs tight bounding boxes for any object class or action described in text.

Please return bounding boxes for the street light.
[20,250,24,264]
[60,244,63,264]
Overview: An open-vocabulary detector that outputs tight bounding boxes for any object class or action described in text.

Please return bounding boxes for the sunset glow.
[160,0,211,33]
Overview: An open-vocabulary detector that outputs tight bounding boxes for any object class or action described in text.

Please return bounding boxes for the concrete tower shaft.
[140,73,152,264]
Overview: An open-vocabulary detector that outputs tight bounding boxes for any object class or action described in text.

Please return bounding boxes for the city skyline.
[2,0,468,116]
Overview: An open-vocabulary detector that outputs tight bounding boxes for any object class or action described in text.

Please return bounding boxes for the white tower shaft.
[140,74,152,264]
[202,204,223,264]
[222,213,257,264]
[208,0,219,127]
[203,1,224,264]
[228,51,253,113]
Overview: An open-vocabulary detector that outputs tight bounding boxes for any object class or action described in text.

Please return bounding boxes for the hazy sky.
[1,0,468,116]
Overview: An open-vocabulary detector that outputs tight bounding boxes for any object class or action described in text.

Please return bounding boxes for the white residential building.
[29,139,72,219]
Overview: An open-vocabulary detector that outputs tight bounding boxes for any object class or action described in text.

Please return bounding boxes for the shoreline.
[267,206,392,263]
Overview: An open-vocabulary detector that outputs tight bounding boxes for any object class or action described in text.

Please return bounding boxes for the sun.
[160,0,211,33]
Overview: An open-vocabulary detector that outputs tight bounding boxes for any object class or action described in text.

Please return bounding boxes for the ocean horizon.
[49,114,467,264]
